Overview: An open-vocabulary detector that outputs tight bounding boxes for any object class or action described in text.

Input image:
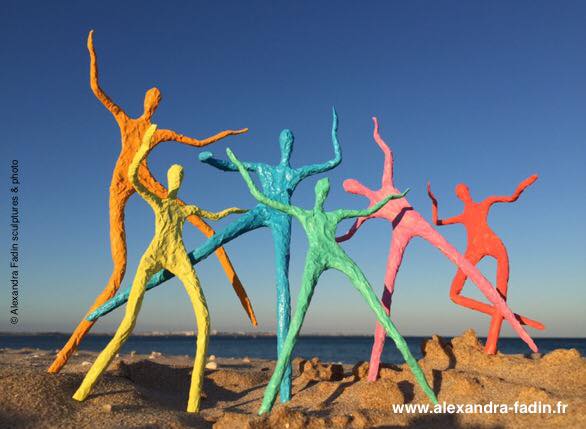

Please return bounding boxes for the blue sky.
[1,1,584,339]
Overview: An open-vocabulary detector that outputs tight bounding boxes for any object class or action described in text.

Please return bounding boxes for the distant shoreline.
[1,332,584,339]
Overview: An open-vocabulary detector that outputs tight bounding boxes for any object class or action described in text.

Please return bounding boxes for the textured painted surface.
[428,172,540,355]
[48,31,255,374]
[87,108,342,403]
[226,149,438,414]
[73,125,246,413]
[337,118,541,382]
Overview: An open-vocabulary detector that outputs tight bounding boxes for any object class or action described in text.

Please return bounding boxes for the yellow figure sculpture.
[73,125,245,413]
[49,30,256,374]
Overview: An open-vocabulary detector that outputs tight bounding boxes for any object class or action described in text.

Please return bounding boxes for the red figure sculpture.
[428,174,540,354]
[337,118,543,381]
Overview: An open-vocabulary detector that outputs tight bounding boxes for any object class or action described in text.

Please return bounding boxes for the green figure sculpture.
[226,149,438,414]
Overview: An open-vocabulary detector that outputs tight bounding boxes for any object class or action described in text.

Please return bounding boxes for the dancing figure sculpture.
[428,173,539,354]
[73,125,246,413]
[227,148,438,414]
[87,108,342,402]
[337,118,542,381]
[48,31,255,374]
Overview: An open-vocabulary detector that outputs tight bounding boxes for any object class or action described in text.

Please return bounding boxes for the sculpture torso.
[459,199,503,252]
[110,117,155,193]
[148,198,188,261]
[301,210,343,258]
[255,163,299,204]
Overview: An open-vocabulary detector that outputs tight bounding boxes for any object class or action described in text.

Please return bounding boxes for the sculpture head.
[343,179,370,197]
[455,183,472,202]
[167,164,184,198]
[314,178,330,210]
[279,129,294,164]
[143,87,162,119]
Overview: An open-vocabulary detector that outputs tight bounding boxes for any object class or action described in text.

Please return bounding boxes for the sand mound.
[2,332,585,428]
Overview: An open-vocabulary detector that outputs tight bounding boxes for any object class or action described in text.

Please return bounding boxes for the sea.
[1,334,584,364]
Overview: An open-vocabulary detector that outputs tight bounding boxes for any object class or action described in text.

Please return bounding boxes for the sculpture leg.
[332,258,437,405]
[190,208,266,265]
[258,258,322,415]
[186,213,257,326]
[418,224,543,330]
[49,190,131,373]
[86,209,266,321]
[484,252,509,354]
[270,219,293,403]
[173,259,210,413]
[72,254,159,401]
[367,232,411,382]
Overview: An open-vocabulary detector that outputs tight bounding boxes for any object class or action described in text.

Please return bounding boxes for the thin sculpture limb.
[336,117,541,381]
[48,31,254,374]
[73,125,244,413]
[229,148,437,414]
[87,109,343,404]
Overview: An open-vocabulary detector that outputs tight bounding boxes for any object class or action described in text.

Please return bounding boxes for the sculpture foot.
[72,389,88,402]
[258,402,272,415]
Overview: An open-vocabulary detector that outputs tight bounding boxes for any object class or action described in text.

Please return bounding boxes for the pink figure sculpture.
[427,173,540,355]
[337,117,543,382]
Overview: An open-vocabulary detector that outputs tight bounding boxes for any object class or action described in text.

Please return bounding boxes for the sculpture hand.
[520,174,538,189]
[199,151,213,162]
[427,181,438,205]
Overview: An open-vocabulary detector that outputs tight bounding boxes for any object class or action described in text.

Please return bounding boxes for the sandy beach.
[1,330,584,428]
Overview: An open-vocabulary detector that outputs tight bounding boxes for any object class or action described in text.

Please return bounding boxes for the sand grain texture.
[1,331,584,428]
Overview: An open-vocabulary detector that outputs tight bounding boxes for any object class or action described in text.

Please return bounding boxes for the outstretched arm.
[372,117,394,188]
[199,151,257,172]
[87,30,127,121]
[184,206,247,220]
[336,216,368,242]
[486,174,538,205]
[128,124,162,207]
[336,190,408,221]
[154,127,249,148]
[297,107,342,179]
[427,182,462,226]
[226,149,302,218]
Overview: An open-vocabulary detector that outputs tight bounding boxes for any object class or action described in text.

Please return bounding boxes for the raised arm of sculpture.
[335,190,409,221]
[296,107,342,179]
[128,125,162,209]
[87,30,127,122]
[226,149,303,218]
[486,174,538,205]
[372,117,395,188]
[427,182,464,226]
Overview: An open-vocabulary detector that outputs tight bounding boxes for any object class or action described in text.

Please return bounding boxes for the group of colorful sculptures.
[49,31,543,414]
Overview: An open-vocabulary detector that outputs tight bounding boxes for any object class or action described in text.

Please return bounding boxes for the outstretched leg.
[417,224,543,330]
[72,254,160,401]
[368,230,412,382]
[185,213,256,326]
[270,217,293,403]
[49,186,132,373]
[258,258,323,415]
[86,208,266,321]
[332,257,437,404]
[173,259,210,413]
[484,251,509,354]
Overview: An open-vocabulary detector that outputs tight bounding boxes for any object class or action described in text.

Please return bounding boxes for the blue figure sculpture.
[88,108,342,402]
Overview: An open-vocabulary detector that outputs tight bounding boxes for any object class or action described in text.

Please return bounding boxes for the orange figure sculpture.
[427,175,539,354]
[48,30,256,374]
